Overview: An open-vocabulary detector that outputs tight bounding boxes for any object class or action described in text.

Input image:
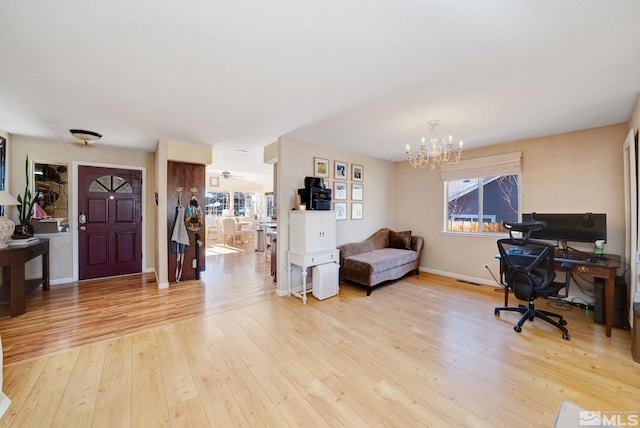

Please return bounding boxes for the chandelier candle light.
[406,120,463,169]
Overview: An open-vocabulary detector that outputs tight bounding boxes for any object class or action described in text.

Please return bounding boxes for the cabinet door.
[304,214,323,253]
[319,212,336,251]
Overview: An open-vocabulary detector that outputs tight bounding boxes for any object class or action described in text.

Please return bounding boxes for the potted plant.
[14,154,37,237]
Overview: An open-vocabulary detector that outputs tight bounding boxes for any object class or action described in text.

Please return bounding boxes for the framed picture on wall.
[351,164,363,182]
[334,202,347,220]
[334,182,347,200]
[314,157,330,178]
[334,160,347,180]
[209,176,219,187]
[352,183,363,201]
[351,202,363,220]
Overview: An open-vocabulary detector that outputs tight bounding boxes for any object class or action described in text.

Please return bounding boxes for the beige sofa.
[337,228,424,295]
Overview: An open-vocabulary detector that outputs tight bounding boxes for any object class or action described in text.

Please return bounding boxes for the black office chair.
[494,221,573,340]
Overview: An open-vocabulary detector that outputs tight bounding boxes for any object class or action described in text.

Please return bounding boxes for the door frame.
[623,129,638,327]
[71,161,147,281]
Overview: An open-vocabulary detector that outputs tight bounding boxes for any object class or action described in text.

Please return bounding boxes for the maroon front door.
[78,166,142,280]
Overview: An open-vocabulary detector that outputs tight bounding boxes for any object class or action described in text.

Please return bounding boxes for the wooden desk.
[566,255,620,337]
[501,253,620,337]
[0,239,49,317]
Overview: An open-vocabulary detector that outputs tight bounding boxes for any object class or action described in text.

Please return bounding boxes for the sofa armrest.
[337,241,367,260]
[411,235,424,258]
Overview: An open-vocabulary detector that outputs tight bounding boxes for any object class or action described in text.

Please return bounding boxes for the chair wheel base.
[563,332,570,340]
[514,325,522,333]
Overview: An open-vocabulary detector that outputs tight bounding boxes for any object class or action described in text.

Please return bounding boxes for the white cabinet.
[287,211,339,304]
[289,211,336,254]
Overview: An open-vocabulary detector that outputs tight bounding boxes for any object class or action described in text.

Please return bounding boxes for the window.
[88,175,132,193]
[233,191,256,217]
[265,192,274,217]
[205,190,257,217]
[205,191,230,216]
[442,153,521,234]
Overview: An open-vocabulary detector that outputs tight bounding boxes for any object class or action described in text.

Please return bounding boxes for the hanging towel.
[171,206,190,254]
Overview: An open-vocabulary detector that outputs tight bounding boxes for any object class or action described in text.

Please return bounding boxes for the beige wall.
[211,175,269,193]
[276,135,396,295]
[396,123,629,284]
[10,135,156,281]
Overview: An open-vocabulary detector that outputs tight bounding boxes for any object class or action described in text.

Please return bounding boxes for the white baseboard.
[50,277,73,286]
[420,267,496,287]
[276,288,289,297]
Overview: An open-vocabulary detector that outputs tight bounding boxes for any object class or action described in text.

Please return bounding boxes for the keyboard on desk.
[554,251,609,265]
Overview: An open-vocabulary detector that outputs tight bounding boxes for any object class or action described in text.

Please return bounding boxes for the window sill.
[440,230,508,239]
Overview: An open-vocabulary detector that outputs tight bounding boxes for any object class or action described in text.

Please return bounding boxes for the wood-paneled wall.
[166,161,205,282]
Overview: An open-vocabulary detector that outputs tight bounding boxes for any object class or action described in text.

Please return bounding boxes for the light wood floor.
[0,243,639,427]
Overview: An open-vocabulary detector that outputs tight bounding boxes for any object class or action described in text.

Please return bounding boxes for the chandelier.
[405,120,463,169]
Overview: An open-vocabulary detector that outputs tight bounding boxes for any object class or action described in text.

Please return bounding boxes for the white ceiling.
[1,1,639,183]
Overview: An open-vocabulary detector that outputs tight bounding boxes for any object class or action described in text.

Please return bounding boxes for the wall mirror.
[33,161,69,221]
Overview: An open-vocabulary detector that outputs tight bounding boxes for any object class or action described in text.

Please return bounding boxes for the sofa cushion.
[389,230,412,249]
[343,248,418,276]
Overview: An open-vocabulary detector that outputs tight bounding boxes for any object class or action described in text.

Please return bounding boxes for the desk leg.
[605,276,614,337]
[287,263,292,296]
[504,287,509,306]
[10,251,25,317]
[302,267,308,305]
[43,250,50,291]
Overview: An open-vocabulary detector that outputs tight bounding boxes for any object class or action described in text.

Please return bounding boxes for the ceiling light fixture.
[405,120,463,169]
[70,129,102,146]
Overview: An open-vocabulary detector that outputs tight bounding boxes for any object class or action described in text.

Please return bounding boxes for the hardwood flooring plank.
[173,320,250,427]
[130,330,171,427]
[51,341,107,428]
[0,357,49,425]
[195,314,287,427]
[223,307,357,427]
[1,349,81,428]
[92,336,133,428]
[219,309,333,427]
[156,324,211,428]
[245,299,427,427]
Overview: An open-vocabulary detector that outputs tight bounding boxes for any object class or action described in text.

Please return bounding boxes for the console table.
[0,239,49,317]
[287,250,339,304]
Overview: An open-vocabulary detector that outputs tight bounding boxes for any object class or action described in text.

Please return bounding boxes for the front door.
[78,166,142,280]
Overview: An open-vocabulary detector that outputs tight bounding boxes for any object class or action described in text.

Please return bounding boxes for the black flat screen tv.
[521,213,607,243]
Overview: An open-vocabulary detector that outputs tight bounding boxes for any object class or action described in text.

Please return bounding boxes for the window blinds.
[440,152,522,181]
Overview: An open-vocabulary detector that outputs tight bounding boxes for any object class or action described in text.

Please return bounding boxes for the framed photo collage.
[313,157,364,221]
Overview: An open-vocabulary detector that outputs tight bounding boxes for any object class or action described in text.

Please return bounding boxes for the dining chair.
[222,218,242,246]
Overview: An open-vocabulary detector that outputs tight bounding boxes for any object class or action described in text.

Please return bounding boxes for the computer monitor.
[521,213,607,243]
